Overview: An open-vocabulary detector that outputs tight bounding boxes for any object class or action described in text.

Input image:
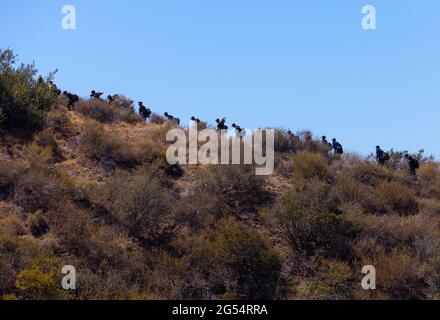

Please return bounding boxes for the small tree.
[0,48,58,136]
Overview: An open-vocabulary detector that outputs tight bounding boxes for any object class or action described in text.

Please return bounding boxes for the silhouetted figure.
[232,123,245,139]
[90,90,103,99]
[215,117,228,131]
[287,130,300,153]
[164,112,174,120]
[322,136,333,152]
[332,138,344,155]
[322,136,332,147]
[164,112,179,124]
[376,145,389,165]
[63,91,79,110]
[107,94,119,104]
[405,154,419,176]
[191,116,201,123]
[49,81,61,96]
[138,102,151,120]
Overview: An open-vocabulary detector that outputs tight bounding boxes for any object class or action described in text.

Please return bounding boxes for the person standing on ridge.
[376,145,390,165]
[404,154,419,177]
[332,138,344,155]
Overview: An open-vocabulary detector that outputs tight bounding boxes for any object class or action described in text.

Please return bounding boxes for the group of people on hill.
[375,145,419,176]
[321,135,418,176]
[321,136,344,155]
[43,78,422,177]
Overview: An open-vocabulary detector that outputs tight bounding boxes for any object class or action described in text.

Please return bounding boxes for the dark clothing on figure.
[407,157,419,176]
[332,141,344,155]
[376,148,388,165]
[64,92,79,110]
[216,118,228,131]
[138,102,151,120]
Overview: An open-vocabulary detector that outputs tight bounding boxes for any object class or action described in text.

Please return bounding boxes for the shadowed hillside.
[1,49,440,300]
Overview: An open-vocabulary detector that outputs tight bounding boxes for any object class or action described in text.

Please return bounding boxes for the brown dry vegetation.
[1,50,440,300]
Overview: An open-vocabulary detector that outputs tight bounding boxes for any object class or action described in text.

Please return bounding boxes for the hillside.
[1,49,440,300]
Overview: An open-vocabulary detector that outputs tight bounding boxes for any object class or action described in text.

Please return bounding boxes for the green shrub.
[15,257,67,300]
[0,49,58,136]
[309,259,354,299]
[158,218,283,299]
[203,218,282,299]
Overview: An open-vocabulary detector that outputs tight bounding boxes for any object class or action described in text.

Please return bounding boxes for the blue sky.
[1,0,439,156]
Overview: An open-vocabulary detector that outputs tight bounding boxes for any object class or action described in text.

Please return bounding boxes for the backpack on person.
[335,143,343,155]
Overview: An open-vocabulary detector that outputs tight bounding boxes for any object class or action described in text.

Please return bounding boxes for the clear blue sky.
[1,0,439,156]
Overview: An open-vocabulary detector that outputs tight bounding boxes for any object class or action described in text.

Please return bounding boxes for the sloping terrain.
[1,49,440,300]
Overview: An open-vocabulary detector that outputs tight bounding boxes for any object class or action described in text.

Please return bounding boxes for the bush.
[0,214,27,237]
[13,169,63,213]
[349,160,399,186]
[309,259,354,299]
[201,218,282,299]
[273,129,292,153]
[0,49,58,136]
[291,152,333,182]
[28,211,49,238]
[195,165,270,216]
[48,202,94,256]
[75,99,117,123]
[15,257,67,300]
[276,180,359,272]
[371,252,425,299]
[0,160,26,200]
[79,121,141,169]
[109,171,172,239]
[155,218,283,300]
[376,181,419,215]
[0,232,65,299]
[46,106,75,138]
[416,232,440,299]
[419,162,440,199]
[75,97,142,124]
[34,128,64,162]
[149,113,166,124]
[173,192,220,232]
